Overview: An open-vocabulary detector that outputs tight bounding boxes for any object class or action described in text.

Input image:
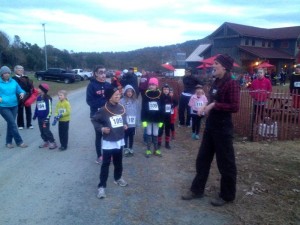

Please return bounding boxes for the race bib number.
[58,108,66,114]
[149,101,159,111]
[127,116,136,125]
[195,101,203,108]
[110,115,123,128]
[37,102,46,110]
[294,81,300,87]
[165,104,171,113]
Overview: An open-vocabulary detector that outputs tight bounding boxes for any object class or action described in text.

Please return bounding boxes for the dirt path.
[0,87,233,225]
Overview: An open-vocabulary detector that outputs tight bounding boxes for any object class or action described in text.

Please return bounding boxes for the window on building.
[268,41,271,47]
[252,39,255,46]
[262,40,266,47]
[280,41,289,48]
[245,38,249,45]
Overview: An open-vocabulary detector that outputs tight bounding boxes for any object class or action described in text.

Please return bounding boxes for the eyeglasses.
[97,70,106,74]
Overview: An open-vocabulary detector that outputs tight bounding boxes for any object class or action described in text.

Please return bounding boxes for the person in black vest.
[12,65,34,129]
[178,68,203,127]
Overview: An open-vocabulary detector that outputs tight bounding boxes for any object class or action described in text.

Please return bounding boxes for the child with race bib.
[188,85,208,140]
[53,90,71,151]
[92,87,128,199]
[120,84,140,157]
[141,77,163,157]
[33,83,57,149]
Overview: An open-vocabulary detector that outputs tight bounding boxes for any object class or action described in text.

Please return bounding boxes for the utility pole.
[42,23,48,70]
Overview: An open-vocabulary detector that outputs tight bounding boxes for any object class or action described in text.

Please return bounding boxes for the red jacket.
[249,77,272,102]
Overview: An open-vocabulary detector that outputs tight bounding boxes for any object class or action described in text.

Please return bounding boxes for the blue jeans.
[0,106,23,145]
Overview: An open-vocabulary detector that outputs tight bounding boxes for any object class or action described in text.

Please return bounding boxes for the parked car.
[35,68,81,84]
[71,69,92,81]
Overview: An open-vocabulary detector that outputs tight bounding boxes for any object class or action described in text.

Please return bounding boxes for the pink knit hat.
[148,77,159,86]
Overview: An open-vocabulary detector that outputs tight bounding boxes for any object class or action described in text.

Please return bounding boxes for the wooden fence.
[233,88,300,141]
[160,78,300,141]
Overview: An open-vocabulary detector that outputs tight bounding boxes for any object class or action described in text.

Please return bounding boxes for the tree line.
[0,30,206,72]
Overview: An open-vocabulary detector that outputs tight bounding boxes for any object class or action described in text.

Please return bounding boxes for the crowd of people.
[1,58,300,207]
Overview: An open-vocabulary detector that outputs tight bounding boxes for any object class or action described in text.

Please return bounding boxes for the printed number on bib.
[37,102,46,110]
[58,108,66,114]
[127,116,136,125]
[294,82,300,88]
[195,101,203,108]
[110,115,123,128]
[149,101,159,111]
[165,104,171,113]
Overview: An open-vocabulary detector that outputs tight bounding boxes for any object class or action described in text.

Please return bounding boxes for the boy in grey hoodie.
[120,85,140,156]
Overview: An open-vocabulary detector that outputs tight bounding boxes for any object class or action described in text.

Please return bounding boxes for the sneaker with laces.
[97,187,106,199]
[124,148,130,157]
[28,126,34,129]
[6,143,14,149]
[114,177,128,187]
[18,143,28,148]
[39,142,49,148]
[154,150,162,157]
[182,190,204,200]
[145,150,152,158]
[48,142,57,149]
[129,148,134,155]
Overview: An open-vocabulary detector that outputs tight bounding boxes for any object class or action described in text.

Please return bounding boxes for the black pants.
[94,126,102,158]
[158,119,171,143]
[98,148,123,188]
[191,114,203,134]
[58,121,69,148]
[38,119,55,143]
[124,127,135,149]
[17,105,32,128]
[190,127,237,202]
[179,94,191,126]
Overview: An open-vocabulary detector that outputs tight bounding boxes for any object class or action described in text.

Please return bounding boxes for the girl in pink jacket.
[188,85,208,140]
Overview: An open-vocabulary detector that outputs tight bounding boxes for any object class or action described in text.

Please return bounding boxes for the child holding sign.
[92,87,128,199]
[120,85,139,157]
[188,85,208,140]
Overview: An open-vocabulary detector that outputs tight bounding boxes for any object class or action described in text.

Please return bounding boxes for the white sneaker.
[114,177,128,187]
[97,187,106,199]
[18,127,24,130]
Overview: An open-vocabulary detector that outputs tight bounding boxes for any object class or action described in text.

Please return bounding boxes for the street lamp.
[42,23,48,70]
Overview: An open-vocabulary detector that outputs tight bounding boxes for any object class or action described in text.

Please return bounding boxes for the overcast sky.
[1,0,300,53]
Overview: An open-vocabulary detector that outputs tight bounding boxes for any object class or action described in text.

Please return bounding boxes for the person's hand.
[32,116,37,120]
[102,127,110,134]
[19,93,24,99]
[204,102,215,115]
[124,125,128,130]
[197,106,206,116]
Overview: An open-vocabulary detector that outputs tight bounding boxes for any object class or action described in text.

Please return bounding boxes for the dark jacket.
[141,89,163,123]
[33,95,52,120]
[12,75,34,105]
[160,93,173,122]
[182,75,203,94]
[91,102,127,142]
[120,72,139,96]
[86,78,112,118]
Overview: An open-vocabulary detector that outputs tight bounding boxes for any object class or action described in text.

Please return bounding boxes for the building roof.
[185,44,211,62]
[239,46,295,59]
[225,22,300,40]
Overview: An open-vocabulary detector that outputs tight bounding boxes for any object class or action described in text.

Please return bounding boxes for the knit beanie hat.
[0,66,11,75]
[148,77,159,86]
[39,83,50,93]
[215,54,234,71]
[105,86,119,100]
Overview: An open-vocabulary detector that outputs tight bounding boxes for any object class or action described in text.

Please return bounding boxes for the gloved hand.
[142,121,147,128]
[52,114,62,126]
[158,122,163,128]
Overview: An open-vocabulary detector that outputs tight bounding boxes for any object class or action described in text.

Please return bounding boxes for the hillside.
[100,38,210,71]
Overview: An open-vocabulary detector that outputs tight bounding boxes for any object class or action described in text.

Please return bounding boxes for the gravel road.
[0,87,233,225]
